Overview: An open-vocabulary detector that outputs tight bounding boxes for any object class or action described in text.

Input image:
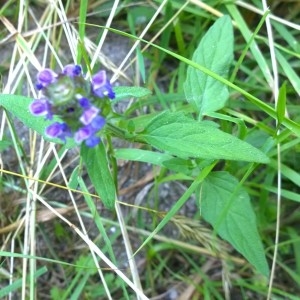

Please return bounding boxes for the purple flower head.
[45,122,71,141]
[29,98,52,119]
[31,65,113,147]
[36,69,57,90]
[63,64,82,77]
[92,70,115,99]
[79,106,99,125]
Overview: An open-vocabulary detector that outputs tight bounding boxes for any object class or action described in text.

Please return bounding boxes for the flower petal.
[63,64,82,77]
[106,87,115,99]
[37,69,57,88]
[92,70,106,89]
[91,115,106,130]
[45,122,64,138]
[74,126,93,143]
[79,106,99,125]
[78,97,91,108]
[45,122,71,142]
[85,135,101,147]
[29,99,51,116]
[91,70,115,99]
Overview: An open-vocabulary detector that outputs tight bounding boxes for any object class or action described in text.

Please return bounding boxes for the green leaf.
[80,142,116,210]
[183,15,233,118]
[114,148,195,175]
[112,86,151,104]
[0,94,75,148]
[276,49,300,96]
[200,171,269,277]
[138,111,269,163]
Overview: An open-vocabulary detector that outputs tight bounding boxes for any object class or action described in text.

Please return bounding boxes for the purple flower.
[74,114,105,147]
[74,126,94,143]
[36,69,57,90]
[79,106,99,125]
[29,99,52,119]
[63,64,82,77]
[85,135,101,147]
[91,115,106,130]
[78,97,91,109]
[91,70,115,99]
[45,122,71,141]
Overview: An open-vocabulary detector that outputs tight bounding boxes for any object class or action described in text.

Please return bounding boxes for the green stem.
[105,122,134,140]
[105,133,118,190]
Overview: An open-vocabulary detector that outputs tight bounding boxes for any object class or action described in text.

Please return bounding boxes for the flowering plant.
[0,16,275,277]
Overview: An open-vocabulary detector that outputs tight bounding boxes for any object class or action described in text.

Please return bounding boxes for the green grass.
[0,0,300,299]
